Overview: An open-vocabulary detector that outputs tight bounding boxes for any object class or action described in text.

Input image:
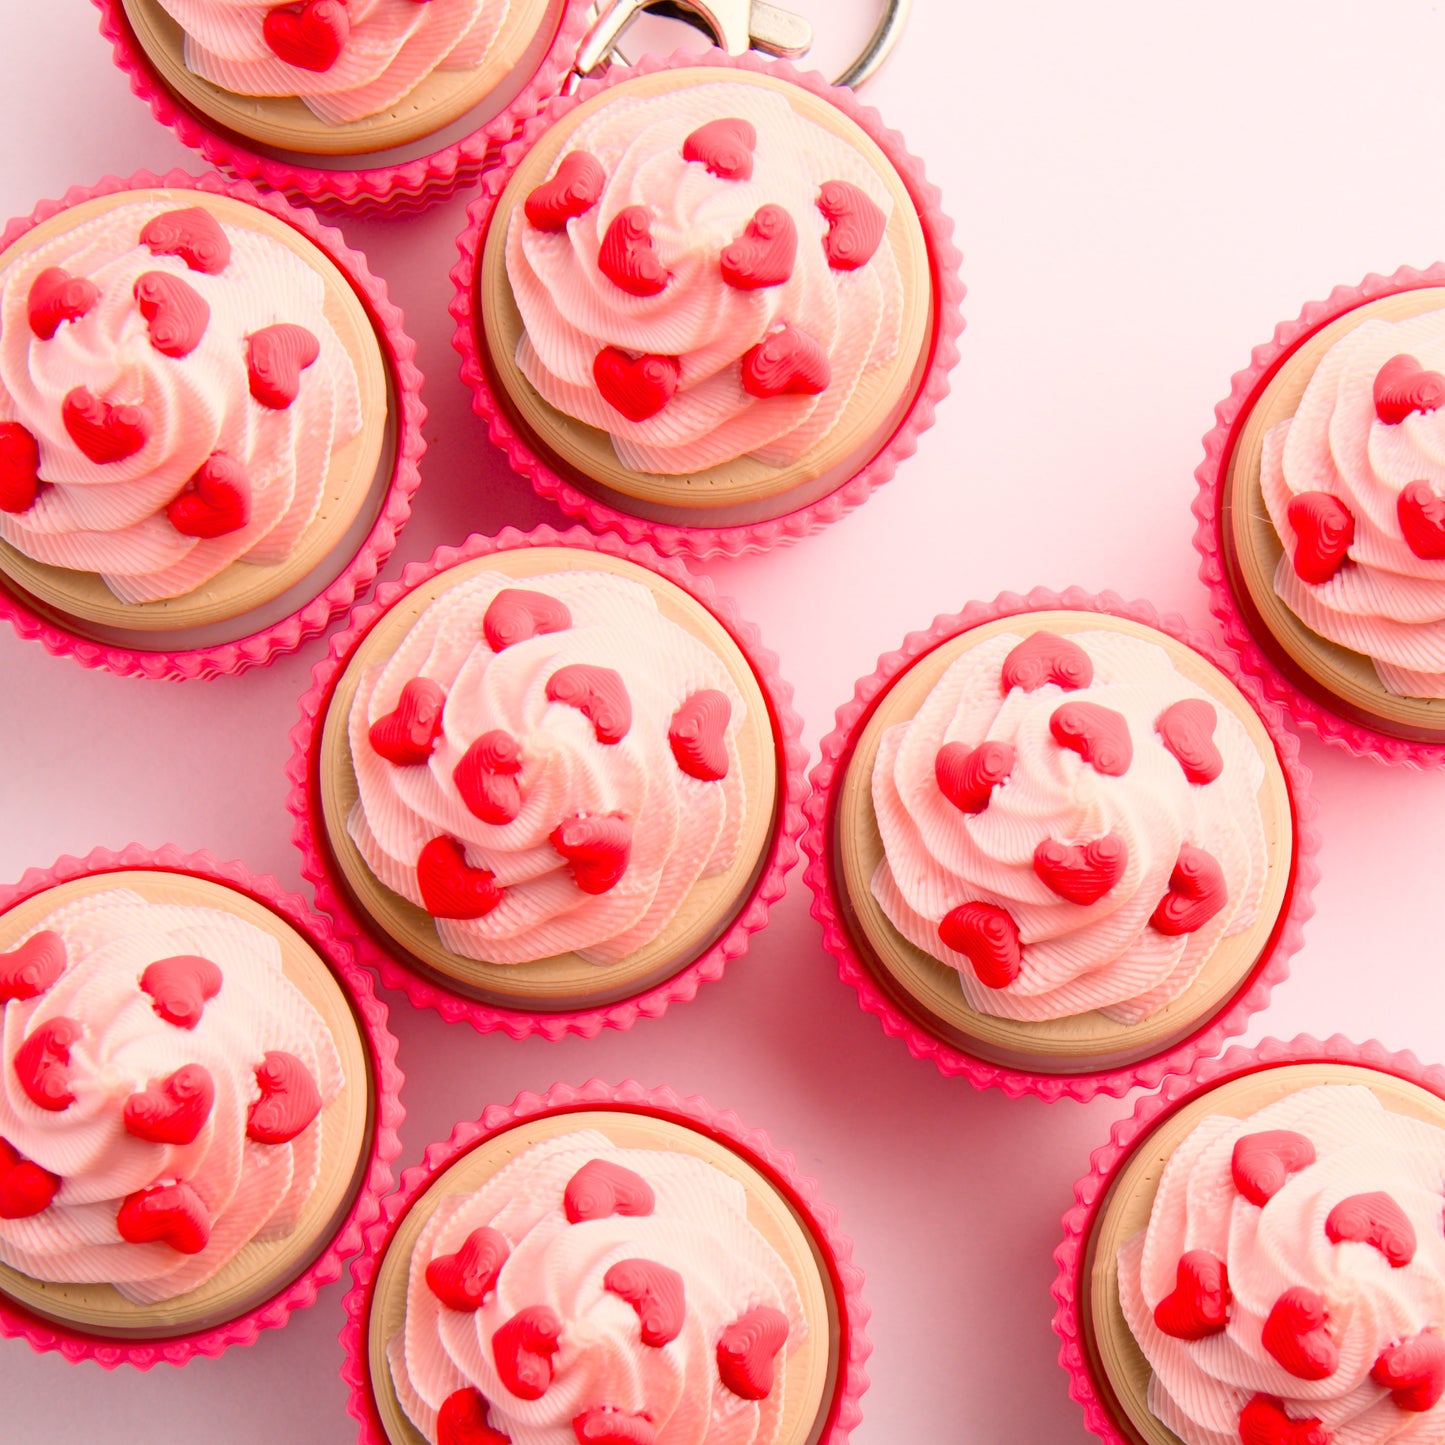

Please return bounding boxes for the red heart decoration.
[483,588,572,651]
[246,322,319,409]
[1000,633,1094,693]
[0,1138,59,1220]
[524,151,605,231]
[603,1258,685,1347]
[1374,352,1445,425]
[938,901,1022,989]
[1033,833,1127,906]
[454,730,523,824]
[117,1180,211,1255]
[741,324,830,399]
[141,207,231,274]
[1397,481,1445,560]
[62,387,152,465]
[426,1225,510,1312]
[1325,1190,1416,1267]
[262,0,350,71]
[545,664,632,744]
[165,453,251,538]
[669,690,731,781]
[598,206,668,296]
[0,422,42,514]
[1050,701,1132,776]
[1372,1331,1445,1412]
[1150,844,1227,935]
[14,1017,82,1112]
[28,265,99,340]
[1238,1396,1329,1445]
[492,1305,562,1400]
[140,954,222,1029]
[935,740,1015,815]
[1286,491,1354,584]
[817,179,886,271]
[369,678,446,766]
[246,1051,322,1144]
[1231,1129,1316,1206]
[721,205,797,290]
[417,836,504,920]
[1153,1250,1231,1340]
[437,1388,511,1445]
[1262,1287,1338,1381]
[1154,698,1222,784]
[572,1409,656,1445]
[551,814,632,895]
[593,347,680,422]
[123,1063,215,1146]
[681,117,756,180]
[564,1158,655,1223]
[717,1305,790,1401]
[134,270,209,359]
[0,930,65,1003]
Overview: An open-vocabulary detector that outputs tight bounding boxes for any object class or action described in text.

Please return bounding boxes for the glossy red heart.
[603,1258,685,1347]
[246,1050,322,1144]
[572,1409,656,1445]
[598,205,667,296]
[134,270,209,358]
[1154,698,1222,784]
[524,151,605,231]
[741,324,830,399]
[262,0,350,71]
[545,664,632,744]
[1397,481,1445,560]
[1231,1129,1316,1206]
[483,588,572,651]
[0,1138,59,1220]
[1372,1331,1445,1412]
[817,179,886,271]
[681,117,756,180]
[117,1180,211,1254]
[593,347,679,422]
[14,1017,82,1112]
[934,740,1015,815]
[246,322,319,409]
[717,1305,790,1401]
[1325,1190,1416,1266]
[1153,1250,1231,1340]
[1286,491,1354,584]
[140,207,231,275]
[165,453,250,538]
[1033,833,1127,906]
[1374,352,1445,425]
[1000,632,1094,693]
[62,387,151,465]
[564,1158,655,1223]
[454,730,523,824]
[1238,1396,1328,1445]
[669,690,731,781]
[1150,844,1227,935]
[492,1305,562,1400]
[0,422,42,514]
[124,1064,215,1146]
[721,205,797,290]
[0,930,65,1003]
[417,836,504,920]
[368,677,446,766]
[426,1225,510,1312]
[1262,1287,1338,1381]
[1050,701,1132,776]
[27,265,98,340]
[551,814,632,895]
[436,1387,511,1445]
[140,954,222,1029]
[937,901,1022,989]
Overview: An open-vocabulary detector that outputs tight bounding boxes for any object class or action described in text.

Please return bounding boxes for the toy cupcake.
[342,1079,869,1444]
[1055,1036,1445,1444]
[288,525,804,1038]
[451,50,963,558]
[0,844,401,1367]
[803,589,1318,1101]
[0,169,423,681]
[1195,264,1445,764]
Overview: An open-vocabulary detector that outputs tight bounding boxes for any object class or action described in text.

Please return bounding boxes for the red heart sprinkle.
[134,270,209,359]
[117,1180,211,1255]
[1397,481,1445,560]
[1231,1130,1316,1206]
[525,151,605,231]
[1325,1190,1416,1266]
[62,387,152,465]
[27,265,99,340]
[1150,844,1227,935]
[935,740,1015,815]
[682,117,756,180]
[369,678,446,765]
[437,1388,511,1445]
[124,1064,215,1146]
[1262,1287,1338,1381]
[598,206,668,296]
[551,814,631,894]
[0,930,66,1002]
[593,347,680,422]
[717,1305,789,1401]
[603,1258,685,1347]
[1000,633,1094,693]
[247,323,319,409]
[1153,1250,1231,1340]
[140,954,222,1029]
[741,324,830,399]
[545,664,632,744]
[140,207,231,274]
[166,452,251,538]
[492,1305,562,1400]
[572,1409,656,1445]
[417,836,504,920]
[15,1017,81,1111]
[1155,698,1223,784]
[246,1051,322,1144]
[817,179,886,271]
[1033,833,1127,906]
[1050,701,1132,776]
[262,0,350,71]
[938,901,1022,989]
[1372,1331,1445,1412]
[1286,492,1354,584]
[0,422,42,514]
[1374,353,1445,425]
[483,587,572,651]
[426,1225,510,1312]
[564,1158,655,1223]
[669,690,731,781]
[454,730,524,824]
[1238,1396,1329,1445]
[0,1138,59,1220]
[721,205,797,290]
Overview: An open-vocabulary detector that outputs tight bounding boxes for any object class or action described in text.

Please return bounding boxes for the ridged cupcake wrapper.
[1051,1034,1445,1443]
[449,47,965,560]
[0,168,426,681]
[0,843,404,1369]
[801,586,1321,1103]
[1193,262,1445,767]
[340,1078,871,1443]
[93,0,595,215]
[286,523,807,1039]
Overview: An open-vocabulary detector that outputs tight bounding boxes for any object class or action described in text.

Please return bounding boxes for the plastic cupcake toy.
[803,589,1318,1101]
[451,49,962,557]
[342,1079,869,1444]
[0,845,401,1367]
[288,526,804,1038]
[1056,1036,1445,1445]
[0,170,423,681]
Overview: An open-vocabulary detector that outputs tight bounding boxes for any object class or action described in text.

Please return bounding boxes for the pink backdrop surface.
[5,2,1445,1439]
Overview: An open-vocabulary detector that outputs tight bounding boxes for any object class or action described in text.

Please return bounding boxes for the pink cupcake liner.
[0,842,404,1370]
[286,523,807,1039]
[801,586,1321,1103]
[340,1077,871,1443]
[1193,262,1445,767]
[449,47,965,560]
[1051,1034,1445,1443]
[0,168,426,682]
[93,0,594,214]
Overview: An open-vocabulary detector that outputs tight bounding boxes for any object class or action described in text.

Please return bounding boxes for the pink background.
[5,1,1445,1439]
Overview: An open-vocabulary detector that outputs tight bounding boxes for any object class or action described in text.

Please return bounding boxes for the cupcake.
[0,170,423,681]
[1056,1037,1445,1445]
[288,526,804,1038]
[803,590,1317,1100]
[451,51,963,558]
[1196,266,1445,763]
[0,845,401,1366]
[342,1080,869,1443]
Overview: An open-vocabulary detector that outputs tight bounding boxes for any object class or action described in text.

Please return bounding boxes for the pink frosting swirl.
[1118,1083,1445,1444]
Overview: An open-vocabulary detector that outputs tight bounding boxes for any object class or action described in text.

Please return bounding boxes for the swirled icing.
[0,887,343,1305]
[1118,1084,1445,1444]
[869,628,1268,1023]
[505,80,905,475]
[387,1129,808,1445]
[0,197,362,604]
[345,566,749,965]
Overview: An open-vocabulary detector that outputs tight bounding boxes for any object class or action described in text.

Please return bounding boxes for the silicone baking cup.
[341,1078,871,1444]
[0,168,425,682]
[802,587,1320,1103]
[286,524,806,1039]
[0,843,403,1369]
[449,47,964,560]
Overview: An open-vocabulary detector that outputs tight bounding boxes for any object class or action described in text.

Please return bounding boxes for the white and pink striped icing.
[1118,1083,1445,1445]
[505,80,905,475]
[0,887,343,1305]
[0,197,361,604]
[387,1129,807,1445]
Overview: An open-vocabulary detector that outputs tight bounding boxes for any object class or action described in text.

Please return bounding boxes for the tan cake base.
[120,0,560,159]
[1083,1062,1445,1445]
[0,187,390,637]
[835,611,1294,1073]
[1222,286,1445,739]
[367,1109,837,1445]
[480,66,934,521]
[0,870,373,1338]
[317,546,779,1010]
